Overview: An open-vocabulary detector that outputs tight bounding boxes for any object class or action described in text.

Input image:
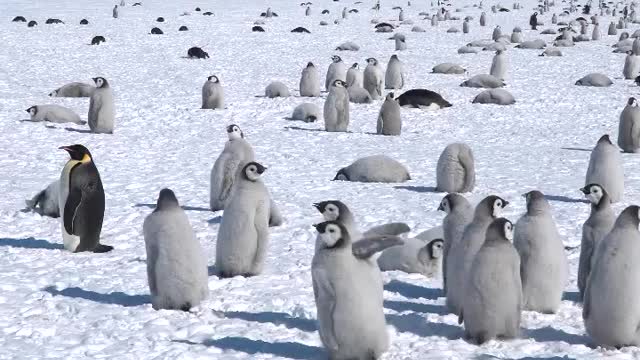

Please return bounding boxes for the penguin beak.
[58,146,70,152]
[437,203,444,211]
[313,203,322,211]
[580,187,589,195]
[502,200,510,207]
[25,108,30,113]
[257,166,267,175]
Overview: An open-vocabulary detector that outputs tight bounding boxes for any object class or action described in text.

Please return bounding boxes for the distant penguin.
[187,47,209,59]
[342,6,348,19]
[552,13,558,24]
[472,89,516,105]
[300,62,321,97]
[385,55,405,89]
[49,82,95,98]
[290,103,320,122]
[608,22,617,35]
[347,85,373,104]
[439,193,473,294]
[480,12,486,26]
[575,73,612,87]
[113,5,119,18]
[378,237,444,277]
[447,195,509,315]
[88,77,115,134]
[436,143,475,193]
[460,74,505,88]
[210,125,255,212]
[325,55,347,92]
[150,27,163,34]
[202,75,224,109]
[489,49,507,80]
[377,93,402,136]
[396,89,452,109]
[144,189,208,311]
[25,180,60,218]
[215,162,271,277]
[432,63,466,74]
[583,205,640,348]
[334,155,411,183]
[363,58,384,100]
[395,37,407,50]
[460,218,522,344]
[623,52,640,79]
[28,20,37,27]
[265,81,290,98]
[398,8,405,21]
[618,97,640,153]
[463,20,470,33]
[346,63,363,88]
[80,19,89,25]
[592,24,601,40]
[58,145,112,253]
[25,105,85,125]
[511,27,523,43]
[91,36,106,45]
[530,12,538,30]
[578,184,615,301]
[514,191,568,314]
[324,80,350,132]
[12,16,26,22]
[305,6,311,16]
[585,135,624,202]
[492,25,502,41]
[312,221,400,360]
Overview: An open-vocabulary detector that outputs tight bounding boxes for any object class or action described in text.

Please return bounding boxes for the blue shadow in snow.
[0,237,63,250]
[223,311,317,332]
[384,300,449,315]
[386,313,463,340]
[134,203,212,212]
[207,216,222,224]
[477,356,577,360]
[384,280,443,300]
[174,337,324,359]
[543,195,589,204]
[525,326,589,346]
[394,186,439,193]
[562,291,581,303]
[43,286,150,307]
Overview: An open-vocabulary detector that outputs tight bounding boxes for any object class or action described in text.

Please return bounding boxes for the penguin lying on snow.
[28,20,37,27]
[515,39,547,49]
[80,19,89,25]
[151,27,163,34]
[378,236,444,277]
[12,16,26,22]
[91,36,106,45]
[432,63,466,74]
[179,25,188,31]
[472,89,515,105]
[291,27,311,33]
[575,73,613,86]
[334,155,411,183]
[336,41,360,51]
[25,180,60,218]
[49,82,95,97]
[252,26,265,32]
[290,103,320,122]
[265,81,290,98]
[396,89,452,109]
[25,105,85,125]
[460,74,505,88]
[45,18,64,24]
[187,47,209,59]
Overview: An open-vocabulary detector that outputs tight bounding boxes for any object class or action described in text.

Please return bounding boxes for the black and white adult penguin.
[58,144,112,253]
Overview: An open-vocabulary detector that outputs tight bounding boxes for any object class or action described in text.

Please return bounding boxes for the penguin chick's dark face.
[332,79,346,88]
[331,55,342,63]
[313,200,342,221]
[306,62,315,68]
[226,124,243,139]
[59,144,92,162]
[438,196,450,213]
[581,183,605,205]
[48,90,58,97]
[93,77,108,88]
[155,188,180,211]
[26,106,37,116]
[208,75,220,83]
[314,220,348,248]
[480,195,508,218]
[333,168,349,181]
[427,239,444,259]
[243,161,266,181]
[367,57,378,65]
[351,62,359,69]
[629,97,637,106]
[386,92,395,100]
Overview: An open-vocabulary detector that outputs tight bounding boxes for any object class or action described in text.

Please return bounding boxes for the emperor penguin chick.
[312,221,402,360]
[88,77,115,134]
[439,193,474,294]
[446,195,509,315]
[578,184,615,300]
[460,218,522,344]
[618,97,640,153]
[144,189,208,311]
[584,205,640,348]
[377,93,402,136]
[325,55,347,92]
[585,134,624,203]
[490,49,507,80]
[514,190,568,313]
[25,180,60,218]
[215,162,272,277]
[346,63,363,88]
[210,124,255,211]
[202,75,224,109]
[385,55,405,90]
[334,155,410,183]
[378,237,444,277]
[436,143,475,193]
[324,80,350,132]
[300,62,321,97]
[363,57,384,100]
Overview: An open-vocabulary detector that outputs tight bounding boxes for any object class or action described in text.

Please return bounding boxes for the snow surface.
[2,0,640,358]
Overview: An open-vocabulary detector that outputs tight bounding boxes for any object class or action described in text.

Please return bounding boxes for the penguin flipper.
[352,235,404,259]
[268,198,284,227]
[312,268,339,352]
[363,222,411,237]
[63,188,83,235]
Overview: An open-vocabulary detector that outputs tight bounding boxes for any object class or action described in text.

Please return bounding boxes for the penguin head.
[425,238,444,259]
[615,205,640,228]
[26,106,38,116]
[522,190,549,214]
[351,62,359,69]
[581,183,609,205]
[628,97,637,106]
[92,77,109,88]
[59,144,93,162]
[495,49,504,55]
[386,92,395,100]
[331,55,342,63]
[486,218,514,243]
[597,134,612,145]
[477,195,508,219]
[438,195,451,213]
[333,168,349,181]
[226,124,244,139]
[366,57,378,65]
[313,220,349,248]
[208,75,220,83]
[306,62,315,68]
[390,54,399,60]
[332,79,347,88]
[313,200,347,221]
[48,90,58,97]
[243,161,267,181]
[155,188,180,211]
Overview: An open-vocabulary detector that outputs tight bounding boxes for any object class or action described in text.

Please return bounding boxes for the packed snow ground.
[2,0,640,358]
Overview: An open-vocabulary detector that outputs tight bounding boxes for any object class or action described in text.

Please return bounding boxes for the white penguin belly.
[59,160,81,252]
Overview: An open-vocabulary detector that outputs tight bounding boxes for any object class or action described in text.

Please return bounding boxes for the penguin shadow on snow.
[63,127,94,134]
[134,203,211,212]
[283,126,339,133]
[394,186,439,193]
[43,286,150,307]
[384,300,449,315]
[384,280,443,300]
[221,310,318,332]
[476,355,578,360]
[386,313,462,340]
[0,237,63,250]
[562,291,581,303]
[543,194,589,204]
[525,326,589,346]
[172,337,324,360]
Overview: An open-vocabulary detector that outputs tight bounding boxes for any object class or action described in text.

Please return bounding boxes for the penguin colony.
[11,0,640,357]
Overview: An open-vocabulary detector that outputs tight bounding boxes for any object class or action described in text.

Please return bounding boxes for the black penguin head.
[425,238,444,259]
[332,79,346,88]
[313,220,349,249]
[306,62,315,68]
[155,188,180,211]
[243,161,267,181]
[93,77,109,88]
[48,90,58,97]
[486,218,514,243]
[581,183,610,206]
[226,124,244,139]
[366,57,378,65]
[386,92,395,100]
[208,75,220,83]
[390,54,399,60]
[351,62,359,69]
[306,115,317,122]
[59,144,93,162]
[333,168,349,181]
[331,55,342,63]
[628,97,637,106]
[26,106,38,116]
[615,205,640,229]
[477,195,509,219]
[597,134,612,145]
[313,200,349,221]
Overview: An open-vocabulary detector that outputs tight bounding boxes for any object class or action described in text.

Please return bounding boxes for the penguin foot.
[93,244,114,253]
[180,303,191,312]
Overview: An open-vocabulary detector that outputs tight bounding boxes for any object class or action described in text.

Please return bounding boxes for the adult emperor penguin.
[618,97,640,153]
[325,55,347,92]
[385,55,405,90]
[88,77,115,134]
[215,162,271,277]
[299,62,321,97]
[514,190,568,313]
[439,193,473,294]
[312,221,402,359]
[436,143,475,193]
[490,49,507,80]
[144,189,208,311]
[446,195,509,315]
[363,57,384,100]
[585,135,624,203]
[210,124,255,211]
[377,93,402,136]
[346,63,363,88]
[584,205,640,348]
[578,184,615,301]
[459,218,522,344]
[202,75,224,109]
[324,79,350,132]
[58,144,112,253]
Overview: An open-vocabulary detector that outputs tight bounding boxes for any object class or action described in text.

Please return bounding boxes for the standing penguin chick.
[334,155,411,183]
[346,63,363,88]
[530,12,538,30]
[584,205,640,348]
[490,49,507,80]
[144,189,208,311]
[492,25,502,41]
[202,75,224,109]
[439,193,473,294]
[324,80,350,132]
[312,221,402,359]
[377,93,402,136]
[480,12,486,26]
[585,135,624,202]
[385,55,405,90]
[363,57,384,100]
[460,218,522,344]
[623,52,640,79]
[514,191,568,313]
[325,55,347,92]
[215,162,271,277]
[395,37,407,50]
[113,5,119,18]
[618,97,640,153]
[300,62,321,97]
[436,143,475,193]
[578,184,615,300]
[88,77,115,134]
[210,124,255,211]
[58,145,112,253]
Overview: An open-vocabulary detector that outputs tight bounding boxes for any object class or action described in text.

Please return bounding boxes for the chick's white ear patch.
[504,222,514,241]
